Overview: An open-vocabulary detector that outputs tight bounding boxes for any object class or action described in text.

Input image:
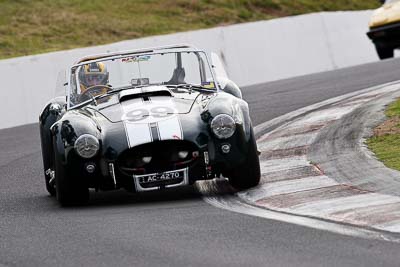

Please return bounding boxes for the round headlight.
[210,114,236,139]
[74,134,100,159]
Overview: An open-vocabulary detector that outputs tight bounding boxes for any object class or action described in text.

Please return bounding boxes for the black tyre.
[375,44,394,60]
[54,153,89,206]
[40,125,56,196]
[228,128,261,190]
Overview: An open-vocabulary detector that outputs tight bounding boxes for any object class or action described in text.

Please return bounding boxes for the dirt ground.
[373,116,400,136]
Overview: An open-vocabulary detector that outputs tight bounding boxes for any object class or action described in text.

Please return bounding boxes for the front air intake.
[119,88,172,102]
[117,140,199,175]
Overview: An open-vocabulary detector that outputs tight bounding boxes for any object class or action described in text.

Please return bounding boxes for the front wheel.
[228,128,261,190]
[54,153,89,206]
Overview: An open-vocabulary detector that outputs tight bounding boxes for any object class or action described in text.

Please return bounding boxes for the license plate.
[137,169,185,184]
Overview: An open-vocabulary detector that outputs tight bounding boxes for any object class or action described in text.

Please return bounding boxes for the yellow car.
[367,0,400,59]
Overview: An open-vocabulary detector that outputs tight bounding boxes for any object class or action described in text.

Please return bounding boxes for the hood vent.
[119,87,172,102]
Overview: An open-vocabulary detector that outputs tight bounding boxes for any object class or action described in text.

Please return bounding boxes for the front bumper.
[64,123,250,193]
[367,21,400,48]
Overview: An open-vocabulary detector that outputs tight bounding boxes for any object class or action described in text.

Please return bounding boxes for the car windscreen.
[68,51,217,108]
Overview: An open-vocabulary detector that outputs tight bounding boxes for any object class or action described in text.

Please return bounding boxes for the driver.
[78,62,109,97]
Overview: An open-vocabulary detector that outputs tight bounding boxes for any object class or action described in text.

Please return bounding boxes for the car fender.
[207,92,252,141]
[51,110,101,165]
[39,96,66,172]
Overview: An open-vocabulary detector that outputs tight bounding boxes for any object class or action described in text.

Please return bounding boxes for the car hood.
[91,85,202,123]
[369,2,400,28]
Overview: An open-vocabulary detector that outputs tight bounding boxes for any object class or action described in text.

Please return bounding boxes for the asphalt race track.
[2,58,400,266]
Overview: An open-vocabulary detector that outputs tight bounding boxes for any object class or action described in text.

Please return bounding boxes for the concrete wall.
[0,10,378,129]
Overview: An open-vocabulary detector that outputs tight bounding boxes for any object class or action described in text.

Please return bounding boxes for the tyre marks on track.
[203,83,400,240]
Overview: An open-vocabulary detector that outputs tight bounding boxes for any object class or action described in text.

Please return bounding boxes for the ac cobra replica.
[39,45,260,205]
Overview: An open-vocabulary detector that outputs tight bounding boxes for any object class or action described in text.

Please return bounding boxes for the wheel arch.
[39,97,66,174]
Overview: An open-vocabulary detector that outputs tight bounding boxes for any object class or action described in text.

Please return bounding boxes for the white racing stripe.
[157,115,183,140]
[120,94,183,147]
[124,122,152,148]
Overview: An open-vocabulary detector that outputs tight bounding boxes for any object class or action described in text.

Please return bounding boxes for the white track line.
[291,193,400,217]
[259,156,309,173]
[203,193,400,242]
[258,132,317,151]
[202,82,400,241]
[377,220,400,232]
[239,176,338,202]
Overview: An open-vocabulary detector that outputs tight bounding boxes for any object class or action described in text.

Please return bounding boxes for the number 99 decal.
[123,106,176,122]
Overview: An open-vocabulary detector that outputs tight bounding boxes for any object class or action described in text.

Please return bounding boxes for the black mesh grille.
[118,140,199,175]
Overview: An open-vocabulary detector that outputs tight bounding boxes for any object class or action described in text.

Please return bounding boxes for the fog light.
[192,151,199,158]
[221,144,231,154]
[178,151,189,159]
[85,163,96,173]
[142,156,152,164]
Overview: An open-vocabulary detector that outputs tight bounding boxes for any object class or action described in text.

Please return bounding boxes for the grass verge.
[367,99,400,171]
[0,0,379,59]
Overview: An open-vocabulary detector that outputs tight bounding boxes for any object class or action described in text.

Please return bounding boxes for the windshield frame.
[66,49,220,110]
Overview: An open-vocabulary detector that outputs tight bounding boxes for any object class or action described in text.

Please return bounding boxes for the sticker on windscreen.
[202,81,216,89]
[121,55,151,63]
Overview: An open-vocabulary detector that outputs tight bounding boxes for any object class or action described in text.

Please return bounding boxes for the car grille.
[117,140,199,176]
